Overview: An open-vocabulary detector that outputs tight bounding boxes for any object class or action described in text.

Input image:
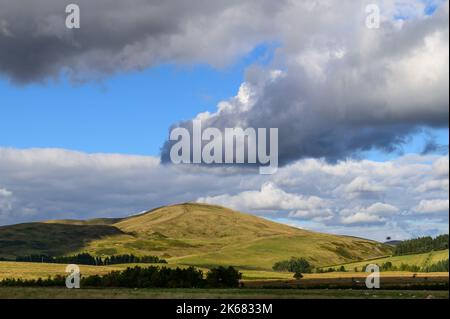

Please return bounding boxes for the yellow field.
[0,261,211,280]
[1,261,448,282]
[0,261,296,281]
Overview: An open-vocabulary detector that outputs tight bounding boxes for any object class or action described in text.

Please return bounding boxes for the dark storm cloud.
[0,0,284,82]
[421,138,449,155]
[161,1,449,164]
[1,0,448,164]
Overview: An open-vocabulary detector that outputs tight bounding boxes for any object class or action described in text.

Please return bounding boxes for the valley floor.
[0,287,448,299]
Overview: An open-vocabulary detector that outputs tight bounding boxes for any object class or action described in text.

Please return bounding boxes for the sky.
[0,0,449,241]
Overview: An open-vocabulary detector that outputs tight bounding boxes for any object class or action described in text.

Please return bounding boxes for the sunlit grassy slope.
[0,203,392,270]
[330,250,449,271]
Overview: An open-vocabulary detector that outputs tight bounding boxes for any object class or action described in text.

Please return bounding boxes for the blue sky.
[0,44,278,156]
[0,64,242,156]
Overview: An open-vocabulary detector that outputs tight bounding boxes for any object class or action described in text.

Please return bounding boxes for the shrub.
[206,266,242,288]
[273,257,313,273]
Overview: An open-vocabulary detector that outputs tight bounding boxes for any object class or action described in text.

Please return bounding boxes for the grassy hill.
[0,203,392,269]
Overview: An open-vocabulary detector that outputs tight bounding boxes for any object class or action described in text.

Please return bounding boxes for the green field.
[0,287,448,299]
[329,250,449,271]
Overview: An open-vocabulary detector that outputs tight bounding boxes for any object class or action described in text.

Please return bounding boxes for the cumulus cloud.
[288,208,334,222]
[413,199,449,214]
[161,0,449,165]
[197,182,332,221]
[415,179,449,193]
[1,147,447,240]
[340,176,385,199]
[363,202,400,215]
[433,156,450,177]
[341,212,387,226]
[339,202,400,226]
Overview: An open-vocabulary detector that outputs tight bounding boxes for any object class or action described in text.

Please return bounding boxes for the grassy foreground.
[0,287,448,299]
[1,261,448,281]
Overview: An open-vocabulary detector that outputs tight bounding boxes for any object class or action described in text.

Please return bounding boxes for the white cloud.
[413,199,449,214]
[342,177,385,198]
[415,179,449,193]
[289,209,334,221]
[339,202,399,226]
[197,182,328,214]
[364,202,400,215]
[341,212,386,225]
[0,147,448,240]
[433,156,450,177]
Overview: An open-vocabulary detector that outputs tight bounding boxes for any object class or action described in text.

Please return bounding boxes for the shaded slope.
[0,223,124,259]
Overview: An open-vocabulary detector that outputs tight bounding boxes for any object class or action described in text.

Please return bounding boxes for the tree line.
[360,259,449,273]
[0,265,242,289]
[394,234,449,256]
[15,253,167,266]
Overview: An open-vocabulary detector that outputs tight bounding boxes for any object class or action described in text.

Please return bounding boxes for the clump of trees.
[394,234,449,256]
[205,266,242,288]
[0,266,242,289]
[316,266,347,273]
[422,259,449,273]
[82,266,205,288]
[102,254,167,265]
[272,257,313,273]
[15,253,167,266]
[315,268,335,273]
[0,276,66,287]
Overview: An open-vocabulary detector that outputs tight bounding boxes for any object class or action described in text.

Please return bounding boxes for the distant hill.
[0,203,392,270]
